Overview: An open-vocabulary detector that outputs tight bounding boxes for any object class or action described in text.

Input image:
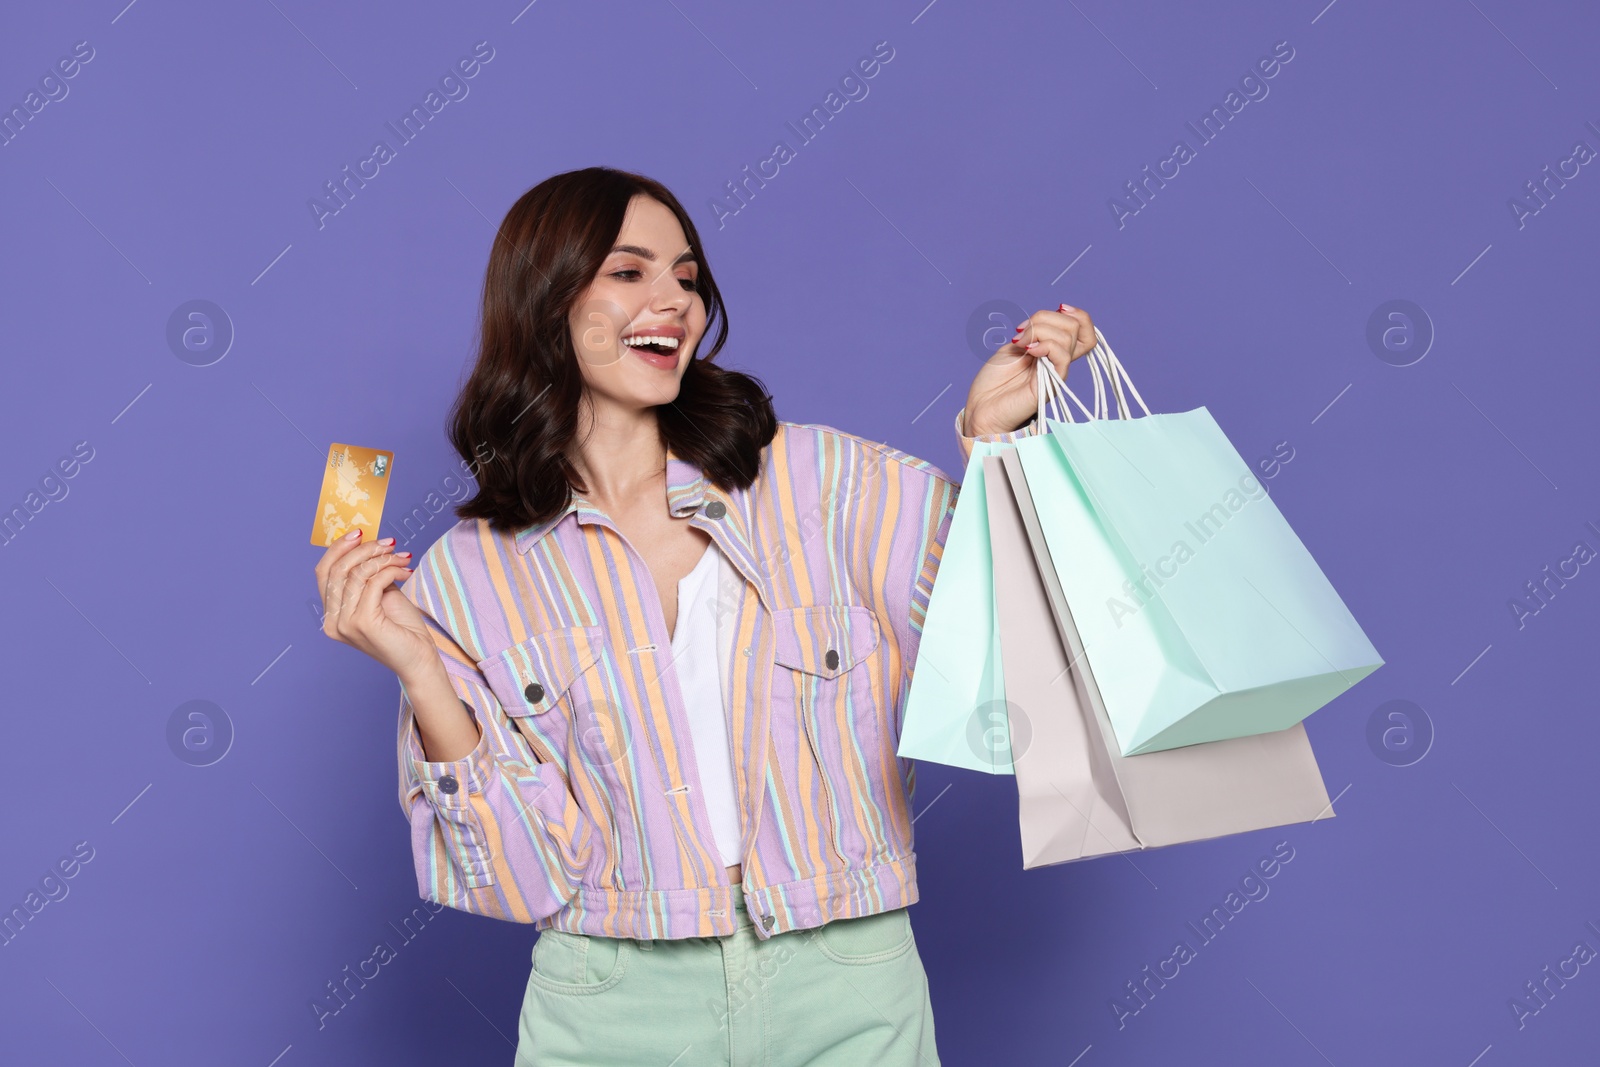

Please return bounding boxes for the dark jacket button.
[824,649,839,670]
[524,682,545,704]
[438,774,459,795]
[761,914,775,930]
[703,501,726,519]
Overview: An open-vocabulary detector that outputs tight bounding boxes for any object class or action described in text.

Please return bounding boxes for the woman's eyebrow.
[609,244,697,266]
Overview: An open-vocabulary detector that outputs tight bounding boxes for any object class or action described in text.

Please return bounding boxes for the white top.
[669,538,744,868]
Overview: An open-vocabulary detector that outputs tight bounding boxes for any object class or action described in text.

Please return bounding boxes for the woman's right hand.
[315,530,437,681]
[962,303,1097,437]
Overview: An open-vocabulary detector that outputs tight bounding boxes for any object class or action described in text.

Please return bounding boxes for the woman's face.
[569,194,708,414]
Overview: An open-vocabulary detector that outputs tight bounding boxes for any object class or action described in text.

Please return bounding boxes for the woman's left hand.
[961,303,1097,437]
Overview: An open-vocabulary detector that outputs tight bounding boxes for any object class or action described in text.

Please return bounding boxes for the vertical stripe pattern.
[394,415,1032,941]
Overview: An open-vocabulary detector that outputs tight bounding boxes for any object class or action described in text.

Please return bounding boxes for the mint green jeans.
[514,894,940,1066]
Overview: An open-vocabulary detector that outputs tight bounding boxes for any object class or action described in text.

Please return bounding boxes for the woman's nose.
[652,278,691,310]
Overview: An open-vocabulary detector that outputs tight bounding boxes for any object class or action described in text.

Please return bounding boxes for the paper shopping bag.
[987,451,1337,866]
[1014,332,1383,756]
[898,440,1018,774]
[897,346,1091,775]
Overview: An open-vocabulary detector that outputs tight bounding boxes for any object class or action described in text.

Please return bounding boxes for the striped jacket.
[395,411,1031,941]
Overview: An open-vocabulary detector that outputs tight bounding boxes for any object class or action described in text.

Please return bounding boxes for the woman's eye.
[609,268,696,291]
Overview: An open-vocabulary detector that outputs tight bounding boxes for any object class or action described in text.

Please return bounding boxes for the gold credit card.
[310,443,394,546]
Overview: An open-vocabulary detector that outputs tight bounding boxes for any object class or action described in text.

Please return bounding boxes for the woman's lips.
[625,344,679,370]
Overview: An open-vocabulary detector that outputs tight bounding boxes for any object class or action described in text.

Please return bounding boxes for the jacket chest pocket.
[478,624,616,778]
[770,604,884,867]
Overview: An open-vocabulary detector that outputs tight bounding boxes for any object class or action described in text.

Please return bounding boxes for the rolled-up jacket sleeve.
[395,559,598,924]
[952,404,1038,465]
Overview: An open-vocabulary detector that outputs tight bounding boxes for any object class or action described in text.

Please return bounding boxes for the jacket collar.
[512,445,744,556]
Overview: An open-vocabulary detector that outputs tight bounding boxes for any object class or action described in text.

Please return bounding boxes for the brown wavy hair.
[447,167,777,532]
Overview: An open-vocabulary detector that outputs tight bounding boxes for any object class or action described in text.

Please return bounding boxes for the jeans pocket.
[814,907,915,966]
[527,930,629,995]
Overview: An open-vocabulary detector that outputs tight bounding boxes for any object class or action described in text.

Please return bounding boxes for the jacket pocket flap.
[772,605,879,678]
[478,624,604,717]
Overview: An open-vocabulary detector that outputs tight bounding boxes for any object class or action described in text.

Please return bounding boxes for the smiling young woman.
[314,166,1098,1065]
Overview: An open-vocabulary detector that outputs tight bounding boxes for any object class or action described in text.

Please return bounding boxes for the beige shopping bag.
[985,451,1336,868]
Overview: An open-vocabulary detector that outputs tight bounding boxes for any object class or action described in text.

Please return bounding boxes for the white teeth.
[622,335,680,349]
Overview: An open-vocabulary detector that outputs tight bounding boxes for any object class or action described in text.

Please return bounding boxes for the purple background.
[3,0,1597,1063]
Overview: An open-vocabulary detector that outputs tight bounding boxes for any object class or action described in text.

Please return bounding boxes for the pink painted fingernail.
[1024,342,1040,351]
[344,529,361,541]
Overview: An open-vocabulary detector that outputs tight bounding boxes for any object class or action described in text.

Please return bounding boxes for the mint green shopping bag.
[1014,329,1384,756]
[898,366,1084,774]
[897,438,1018,774]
